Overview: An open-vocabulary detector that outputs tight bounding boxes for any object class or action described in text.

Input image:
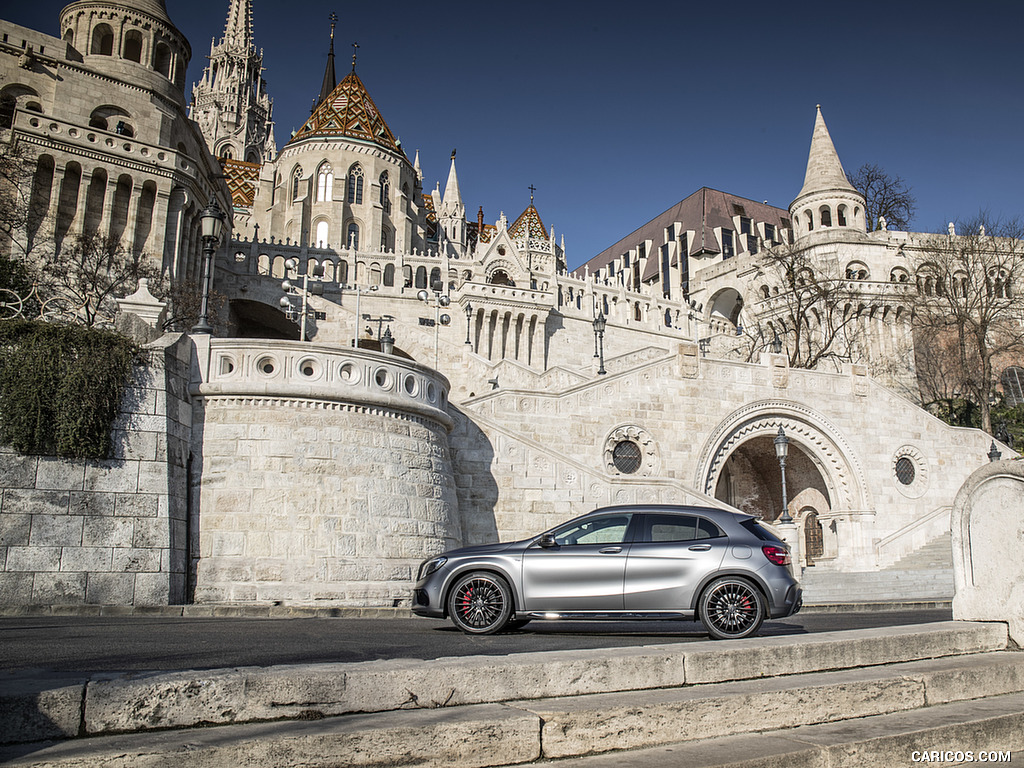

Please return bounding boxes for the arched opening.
[819,206,832,228]
[488,269,515,287]
[317,162,333,202]
[803,510,824,564]
[91,24,114,55]
[709,287,744,327]
[123,30,143,62]
[153,42,172,78]
[229,299,300,340]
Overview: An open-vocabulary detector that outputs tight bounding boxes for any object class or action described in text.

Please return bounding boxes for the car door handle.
[688,544,712,551]
[599,547,623,554]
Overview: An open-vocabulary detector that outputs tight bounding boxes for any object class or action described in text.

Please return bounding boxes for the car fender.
[436,556,524,617]
[688,568,773,613]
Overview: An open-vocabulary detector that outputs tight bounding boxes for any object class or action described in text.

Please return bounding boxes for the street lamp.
[280,258,325,342]
[774,426,792,524]
[593,312,607,375]
[380,326,395,355]
[770,329,783,354]
[989,441,1002,462]
[191,198,226,334]
[464,302,474,346]
[418,287,451,367]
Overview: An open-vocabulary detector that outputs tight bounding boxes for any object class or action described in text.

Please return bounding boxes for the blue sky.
[10,1,1024,268]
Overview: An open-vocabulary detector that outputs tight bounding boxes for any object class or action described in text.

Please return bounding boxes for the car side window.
[552,515,631,546]
[641,514,723,543]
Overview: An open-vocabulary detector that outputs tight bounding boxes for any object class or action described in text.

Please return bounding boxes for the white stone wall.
[191,341,460,606]
[0,334,192,605]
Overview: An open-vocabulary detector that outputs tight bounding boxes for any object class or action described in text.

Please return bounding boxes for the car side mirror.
[537,533,557,548]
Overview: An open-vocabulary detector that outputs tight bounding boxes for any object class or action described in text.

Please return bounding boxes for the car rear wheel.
[447,572,513,635]
[699,577,765,640]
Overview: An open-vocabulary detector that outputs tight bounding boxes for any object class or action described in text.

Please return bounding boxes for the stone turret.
[789,105,866,239]
[438,151,467,254]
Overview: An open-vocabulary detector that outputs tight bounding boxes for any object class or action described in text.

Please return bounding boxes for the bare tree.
[847,163,916,231]
[909,217,1024,434]
[39,232,163,327]
[744,242,865,370]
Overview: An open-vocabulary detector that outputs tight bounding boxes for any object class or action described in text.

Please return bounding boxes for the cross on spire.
[528,184,536,202]
[329,12,337,42]
[351,41,359,71]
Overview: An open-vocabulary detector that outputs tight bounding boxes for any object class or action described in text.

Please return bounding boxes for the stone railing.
[195,339,453,430]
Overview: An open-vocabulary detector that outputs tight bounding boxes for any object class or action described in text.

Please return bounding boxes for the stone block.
[2,489,70,516]
[29,516,83,547]
[86,572,136,604]
[132,517,170,549]
[0,514,31,547]
[68,491,115,516]
[60,546,113,572]
[32,572,87,603]
[0,572,34,603]
[83,460,139,493]
[35,458,85,491]
[6,546,61,572]
[133,572,170,605]
[112,547,162,573]
[0,678,85,744]
[0,454,37,489]
[82,517,134,548]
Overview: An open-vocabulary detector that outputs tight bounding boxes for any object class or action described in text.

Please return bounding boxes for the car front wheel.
[447,572,513,634]
[699,577,765,640]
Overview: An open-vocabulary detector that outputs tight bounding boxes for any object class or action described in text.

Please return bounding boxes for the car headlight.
[419,556,448,580]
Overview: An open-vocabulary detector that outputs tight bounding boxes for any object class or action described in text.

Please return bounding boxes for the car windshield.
[550,515,631,546]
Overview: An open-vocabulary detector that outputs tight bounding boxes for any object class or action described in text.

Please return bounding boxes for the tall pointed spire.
[789,105,866,236]
[222,0,252,49]
[442,149,463,211]
[318,13,338,107]
[796,105,857,200]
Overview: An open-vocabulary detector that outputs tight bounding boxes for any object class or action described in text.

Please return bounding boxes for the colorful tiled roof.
[508,203,548,240]
[289,71,403,156]
[222,158,260,209]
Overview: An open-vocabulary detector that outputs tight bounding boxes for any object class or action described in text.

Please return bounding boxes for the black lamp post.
[380,326,395,355]
[771,329,783,354]
[989,441,1002,463]
[464,302,473,346]
[593,312,607,375]
[774,426,792,524]
[191,198,226,334]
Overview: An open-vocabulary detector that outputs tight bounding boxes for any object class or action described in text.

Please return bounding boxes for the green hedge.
[0,320,139,458]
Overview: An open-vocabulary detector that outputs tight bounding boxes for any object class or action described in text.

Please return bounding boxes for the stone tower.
[438,152,467,256]
[789,105,866,239]
[190,0,275,165]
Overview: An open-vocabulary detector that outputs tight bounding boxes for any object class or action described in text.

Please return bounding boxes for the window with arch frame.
[317,163,333,202]
[346,222,359,250]
[347,165,364,204]
[291,168,302,202]
[379,171,391,213]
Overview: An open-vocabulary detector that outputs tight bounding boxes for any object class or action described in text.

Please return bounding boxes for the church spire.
[222,0,253,50]
[441,149,463,212]
[789,105,866,237]
[317,13,338,107]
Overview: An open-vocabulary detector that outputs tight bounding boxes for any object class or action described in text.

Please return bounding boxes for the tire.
[503,618,531,631]
[698,577,765,640]
[447,572,513,635]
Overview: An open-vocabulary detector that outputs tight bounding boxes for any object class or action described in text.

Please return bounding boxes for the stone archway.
[697,400,870,568]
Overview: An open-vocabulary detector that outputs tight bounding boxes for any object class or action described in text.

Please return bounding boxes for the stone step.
[530,692,1024,768]
[4,652,1022,767]
[1,621,1005,746]
[801,567,953,603]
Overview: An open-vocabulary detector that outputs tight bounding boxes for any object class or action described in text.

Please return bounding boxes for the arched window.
[345,222,359,250]
[384,264,395,286]
[429,267,442,291]
[488,270,515,287]
[123,30,143,62]
[291,167,302,203]
[337,260,349,284]
[314,220,329,247]
[379,171,390,213]
[219,146,233,160]
[819,206,832,227]
[837,205,848,227]
[370,264,382,285]
[415,266,427,289]
[380,225,391,251]
[316,163,333,202]
[347,164,363,204]
[153,41,172,78]
[91,24,114,55]
[633,303,642,321]
[403,265,413,287]
[804,210,814,231]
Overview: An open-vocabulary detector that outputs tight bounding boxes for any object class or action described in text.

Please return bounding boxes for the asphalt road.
[0,609,951,676]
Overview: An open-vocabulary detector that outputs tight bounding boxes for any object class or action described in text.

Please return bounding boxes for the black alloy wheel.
[447,571,513,634]
[698,577,766,640]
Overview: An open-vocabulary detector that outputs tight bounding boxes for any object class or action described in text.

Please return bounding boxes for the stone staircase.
[3,621,1023,767]
[802,533,954,605]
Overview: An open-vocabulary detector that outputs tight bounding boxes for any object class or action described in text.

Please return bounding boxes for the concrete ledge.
[0,620,1004,745]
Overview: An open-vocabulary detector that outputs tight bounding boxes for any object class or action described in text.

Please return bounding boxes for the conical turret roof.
[509,201,548,240]
[442,153,463,210]
[289,70,402,156]
[794,105,858,202]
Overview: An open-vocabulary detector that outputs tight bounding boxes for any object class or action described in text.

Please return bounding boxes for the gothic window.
[316,163,333,202]
[346,222,359,250]
[837,205,848,227]
[379,171,391,213]
[380,225,391,251]
[91,24,114,55]
[220,146,233,160]
[347,165,364,204]
[633,303,642,321]
[291,167,302,203]
[819,206,833,227]
[314,220,329,247]
[805,210,814,231]
[123,30,143,63]
[664,309,672,327]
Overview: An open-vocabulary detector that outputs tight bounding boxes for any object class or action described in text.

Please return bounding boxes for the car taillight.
[762,545,791,566]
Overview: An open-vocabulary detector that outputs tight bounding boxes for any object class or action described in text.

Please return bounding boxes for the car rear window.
[740,518,785,544]
[640,514,723,543]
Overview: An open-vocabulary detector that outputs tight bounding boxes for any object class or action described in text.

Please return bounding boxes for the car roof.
[583,504,755,523]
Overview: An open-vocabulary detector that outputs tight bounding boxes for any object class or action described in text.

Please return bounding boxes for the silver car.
[412,504,802,639]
